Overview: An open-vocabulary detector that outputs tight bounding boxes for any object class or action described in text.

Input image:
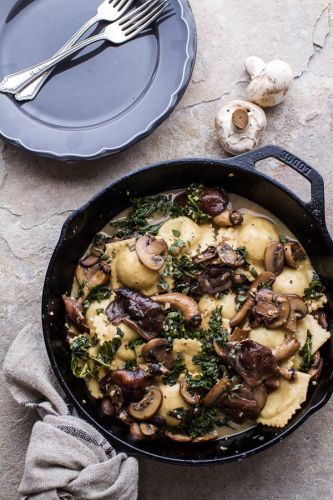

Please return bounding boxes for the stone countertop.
[1,0,333,498]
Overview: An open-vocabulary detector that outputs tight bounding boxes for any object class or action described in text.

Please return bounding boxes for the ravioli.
[172,338,202,374]
[257,372,311,427]
[237,216,279,262]
[198,293,236,328]
[273,268,311,296]
[158,216,215,255]
[158,383,189,426]
[296,314,331,353]
[249,326,286,351]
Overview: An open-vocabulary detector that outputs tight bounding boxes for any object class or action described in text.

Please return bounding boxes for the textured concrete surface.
[1,0,333,498]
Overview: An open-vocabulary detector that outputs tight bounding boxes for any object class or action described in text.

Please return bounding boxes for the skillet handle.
[232,145,326,225]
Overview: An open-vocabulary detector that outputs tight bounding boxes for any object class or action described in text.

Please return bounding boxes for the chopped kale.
[179,406,218,438]
[83,285,111,309]
[236,246,248,261]
[188,353,223,391]
[168,407,187,421]
[162,310,187,342]
[300,330,314,372]
[163,353,186,385]
[170,184,211,224]
[304,272,325,300]
[128,338,146,349]
[124,359,137,370]
[279,233,289,244]
[110,194,172,238]
[70,335,98,379]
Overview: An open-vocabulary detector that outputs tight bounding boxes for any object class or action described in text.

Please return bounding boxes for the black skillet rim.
[42,146,333,464]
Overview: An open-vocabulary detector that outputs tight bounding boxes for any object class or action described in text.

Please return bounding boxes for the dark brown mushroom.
[252,289,290,329]
[128,386,163,420]
[308,351,323,381]
[285,294,308,332]
[91,233,107,257]
[99,397,115,419]
[229,296,256,329]
[264,241,284,276]
[264,377,280,392]
[101,370,153,402]
[150,415,166,426]
[75,261,111,299]
[136,235,167,271]
[129,422,147,440]
[232,273,249,285]
[192,431,219,443]
[62,296,87,330]
[198,266,233,295]
[201,187,229,216]
[219,383,267,422]
[152,292,202,328]
[106,288,165,340]
[217,243,245,268]
[284,241,306,268]
[272,338,301,361]
[216,340,278,387]
[117,408,134,426]
[203,377,231,407]
[164,430,192,443]
[192,246,217,265]
[142,338,174,369]
[179,379,201,405]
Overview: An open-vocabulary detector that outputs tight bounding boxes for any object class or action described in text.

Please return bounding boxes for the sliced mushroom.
[285,294,308,332]
[99,397,115,418]
[164,430,192,443]
[229,296,256,329]
[249,271,276,294]
[179,379,201,405]
[203,378,231,407]
[128,386,163,420]
[277,367,297,381]
[284,241,305,268]
[80,254,100,268]
[192,431,219,443]
[136,235,167,271]
[76,261,111,299]
[229,327,250,342]
[117,408,134,426]
[201,187,229,216]
[105,384,124,412]
[129,422,147,440]
[198,266,233,295]
[219,383,267,421]
[140,423,159,437]
[152,292,202,328]
[192,246,217,265]
[272,338,301,362]
[213,209,243,227]
[252,289,290,329]
[91,233,107,257]
[308,351,323,381]
[142,338,174,369]
[264,241,284,276]
[62,296,87,330]
[101,370,153,402]
[217,243,245,268]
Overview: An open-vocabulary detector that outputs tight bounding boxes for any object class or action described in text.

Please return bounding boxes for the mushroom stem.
[152,292,202,328]
[232,108,249,130]
[272,338,300,361]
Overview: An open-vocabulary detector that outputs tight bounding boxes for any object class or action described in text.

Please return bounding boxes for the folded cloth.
[3,324,138,500]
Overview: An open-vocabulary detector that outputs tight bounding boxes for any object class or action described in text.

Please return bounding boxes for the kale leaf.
[163,353,186,385]
[300,330,314,372]
[170,185,211,224]
[304,272,325,300]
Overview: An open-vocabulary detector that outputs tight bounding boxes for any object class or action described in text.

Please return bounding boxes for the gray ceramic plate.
[0,0,196,160]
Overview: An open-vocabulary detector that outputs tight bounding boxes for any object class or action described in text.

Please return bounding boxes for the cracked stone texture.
[1,0,333,498]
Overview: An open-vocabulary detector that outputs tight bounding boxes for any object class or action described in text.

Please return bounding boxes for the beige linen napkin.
[4,324,138,500]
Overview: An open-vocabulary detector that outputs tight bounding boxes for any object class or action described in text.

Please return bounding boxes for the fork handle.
[0,33,106,95]
[14,14,100,101]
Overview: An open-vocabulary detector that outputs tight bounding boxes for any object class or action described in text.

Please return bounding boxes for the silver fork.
[12,0,135,101]
[0,0,168,97]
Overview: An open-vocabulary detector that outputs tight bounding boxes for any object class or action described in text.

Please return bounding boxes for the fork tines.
[120,0,168,35]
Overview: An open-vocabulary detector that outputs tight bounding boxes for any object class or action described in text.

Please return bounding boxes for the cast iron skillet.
[42,145,333,465]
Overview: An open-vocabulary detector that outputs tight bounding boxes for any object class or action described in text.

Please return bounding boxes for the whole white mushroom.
[215,99,267,155]
[245,56,293,107]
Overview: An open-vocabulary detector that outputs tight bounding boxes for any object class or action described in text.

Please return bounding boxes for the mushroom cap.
[215,99,267,155]
[245,56,293,107]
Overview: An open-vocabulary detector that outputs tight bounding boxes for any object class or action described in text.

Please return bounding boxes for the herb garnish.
[83,285,111,309]
[304,272,325,300]
[300,330,314,372]
[170,185,211,224]
[163,353,186,385]
[175,406,218,438]
[110,194,172,238]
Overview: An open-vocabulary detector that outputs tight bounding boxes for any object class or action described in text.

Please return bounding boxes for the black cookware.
[42,145,333,464]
